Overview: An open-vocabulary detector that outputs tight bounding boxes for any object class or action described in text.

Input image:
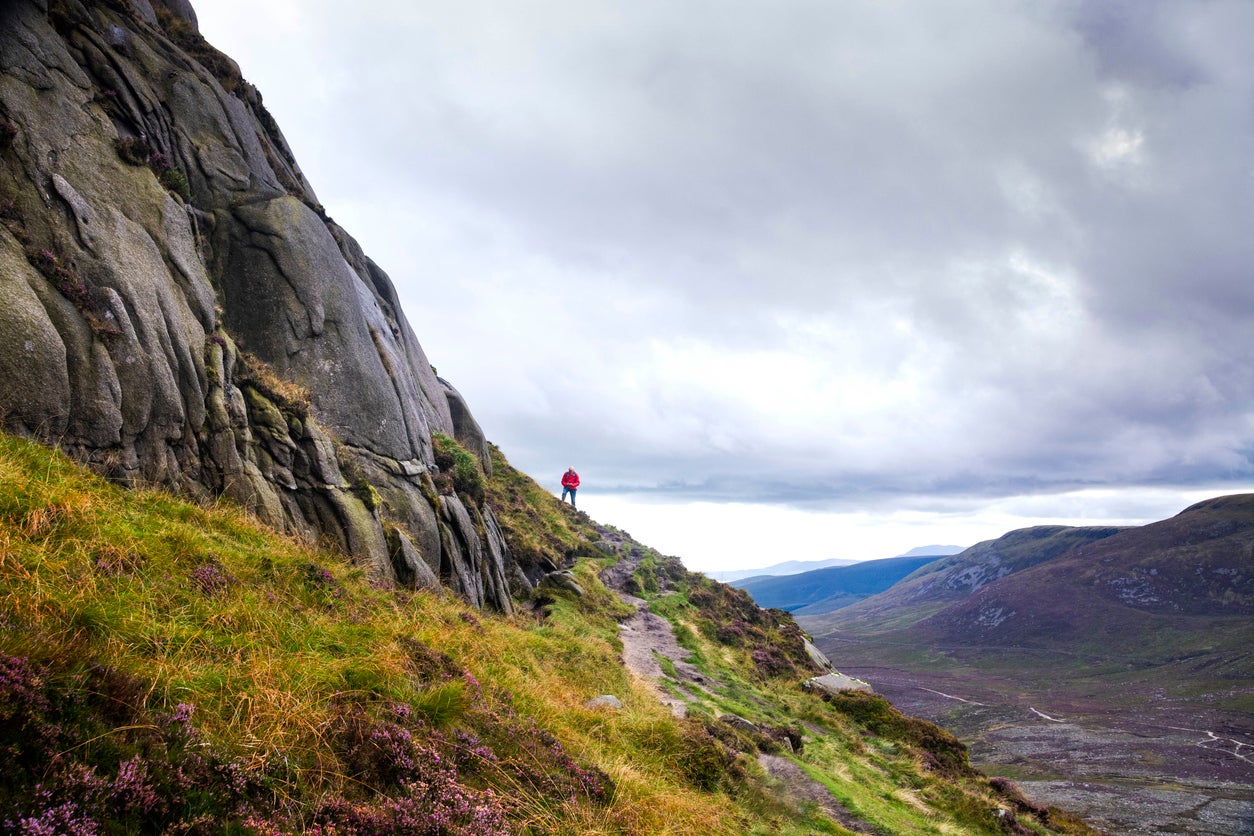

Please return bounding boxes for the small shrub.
[0,197,28,243]
[159,167,191,202]
[235,352,312,418]
[751,646,794,679]
[823,690,975,779]
[761,722,804,754]
[153,7,243,94]
[301,562,336,587]
[94,88,119,109]
[115,138,192,201]
[715,620,748,644]
[0,119,16,152]
[990,776,1051,822]
[678,721,741,792]
[114,135,151,166]
[431,433,484,506]
[432,471,455,496]
[326,704,514,832]
[22,247,119,338]
[0,651,281,834]
[632,563,660,594]
[147,150,170,175]
[351,477,382,513]
[0,655,49,721]
[401,638,463,685]
[190,559,234,596]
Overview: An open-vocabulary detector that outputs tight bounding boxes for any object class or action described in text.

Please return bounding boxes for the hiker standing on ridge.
[561,467,580,508]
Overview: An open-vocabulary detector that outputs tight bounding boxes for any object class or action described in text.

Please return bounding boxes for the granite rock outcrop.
[0,0,519,611]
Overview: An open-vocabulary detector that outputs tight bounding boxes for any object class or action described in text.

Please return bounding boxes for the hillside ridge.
[735,554,946,614]
[0,430,1099,833]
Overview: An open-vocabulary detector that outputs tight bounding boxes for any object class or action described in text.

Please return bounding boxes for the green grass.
[0,432,1099,834]
[614,549,1098,835]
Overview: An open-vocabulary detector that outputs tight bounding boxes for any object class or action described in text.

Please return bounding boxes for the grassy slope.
[0,432,1093,834]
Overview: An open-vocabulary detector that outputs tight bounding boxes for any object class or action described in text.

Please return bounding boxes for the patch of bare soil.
[617,591,711,716]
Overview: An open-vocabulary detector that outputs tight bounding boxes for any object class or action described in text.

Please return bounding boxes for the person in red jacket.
[560,467,580,507]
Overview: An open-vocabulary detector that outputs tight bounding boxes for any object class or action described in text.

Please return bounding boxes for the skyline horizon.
[195,1,1254,573]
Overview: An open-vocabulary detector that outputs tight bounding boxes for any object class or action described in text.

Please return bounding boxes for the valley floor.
[840,665,1254,835]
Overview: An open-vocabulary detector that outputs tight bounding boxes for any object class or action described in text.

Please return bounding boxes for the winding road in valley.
[838,666,1254,835]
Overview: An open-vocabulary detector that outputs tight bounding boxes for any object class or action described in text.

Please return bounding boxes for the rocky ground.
[844,666,1254,835]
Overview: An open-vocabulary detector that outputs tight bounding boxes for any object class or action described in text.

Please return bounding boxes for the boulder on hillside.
[802,673,873,696]
[584,695,623,710]
[539,570,585,598]
[804,638,835,672]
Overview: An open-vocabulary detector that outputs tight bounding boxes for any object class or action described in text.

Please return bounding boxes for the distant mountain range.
[705,557,856,583]
[803,525,1128,630]
[803,497,1254,657]
[731,548,963,613]
[707,545,962,584]
[798,495,1254,833]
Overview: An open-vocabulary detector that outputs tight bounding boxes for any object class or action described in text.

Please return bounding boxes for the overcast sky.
[196,1,1254,572]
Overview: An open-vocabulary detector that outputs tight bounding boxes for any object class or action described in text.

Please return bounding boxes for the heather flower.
[109,756,161,816]
[453,729,498,767]
[303,563,343,598]
[171,702,194,725]
[369,722,416,782]
[0,656,49,718]
[190,561,233,595]
[6,800,99,836]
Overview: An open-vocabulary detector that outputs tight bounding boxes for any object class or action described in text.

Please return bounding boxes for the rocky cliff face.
[0,0,523,610]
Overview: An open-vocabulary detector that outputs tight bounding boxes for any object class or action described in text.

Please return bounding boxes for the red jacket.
[561,470,580,489]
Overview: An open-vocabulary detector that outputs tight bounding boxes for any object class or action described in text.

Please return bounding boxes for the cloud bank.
[198,1,1254,566]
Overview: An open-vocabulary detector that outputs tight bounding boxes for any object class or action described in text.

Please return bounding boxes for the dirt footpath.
[599,543,880,834]
[615,591,713,716]
[598,543,716,716]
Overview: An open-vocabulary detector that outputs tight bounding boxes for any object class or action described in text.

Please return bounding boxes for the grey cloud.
[197,0,1254,520]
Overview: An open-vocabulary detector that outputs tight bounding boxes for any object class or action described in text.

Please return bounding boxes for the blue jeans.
[561,487,577,507]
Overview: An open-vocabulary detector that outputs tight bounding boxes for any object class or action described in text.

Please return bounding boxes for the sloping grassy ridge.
[0,432,1093,834]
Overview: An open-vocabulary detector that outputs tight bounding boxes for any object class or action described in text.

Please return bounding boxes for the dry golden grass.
[0,432,1096,835]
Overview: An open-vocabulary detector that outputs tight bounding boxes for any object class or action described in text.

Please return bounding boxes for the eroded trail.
[598,541,717,716]
[617,592,701,716]
[598,538,881,835]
